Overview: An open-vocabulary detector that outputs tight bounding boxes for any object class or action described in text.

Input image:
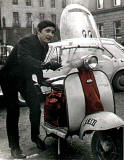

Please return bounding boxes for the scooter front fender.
[79,111,124,139]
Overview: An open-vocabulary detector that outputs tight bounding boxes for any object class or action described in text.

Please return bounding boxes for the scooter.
[35,53,124,160]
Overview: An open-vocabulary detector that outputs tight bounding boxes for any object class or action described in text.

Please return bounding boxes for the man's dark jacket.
[0,34,48,85]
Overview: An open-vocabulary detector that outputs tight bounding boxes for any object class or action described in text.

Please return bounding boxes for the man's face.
[38,26,56,44]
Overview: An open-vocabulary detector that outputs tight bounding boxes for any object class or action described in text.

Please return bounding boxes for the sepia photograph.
[0,0,124,159]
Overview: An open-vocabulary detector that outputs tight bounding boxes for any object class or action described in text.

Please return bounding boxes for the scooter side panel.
[64,73,85,132]
[79,111,124,138]
[93,71,114,112]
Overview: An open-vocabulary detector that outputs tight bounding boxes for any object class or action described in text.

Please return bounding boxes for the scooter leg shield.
[79,111,124,139]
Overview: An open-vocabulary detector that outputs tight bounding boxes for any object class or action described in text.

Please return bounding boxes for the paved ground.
[0,92,124,160]
[0,106,88,160]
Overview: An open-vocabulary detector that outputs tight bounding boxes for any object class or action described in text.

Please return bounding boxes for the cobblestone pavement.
[0,92,124,160]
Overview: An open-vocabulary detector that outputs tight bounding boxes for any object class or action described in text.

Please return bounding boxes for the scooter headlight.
[65,55,98,70]
[82,55,98,69]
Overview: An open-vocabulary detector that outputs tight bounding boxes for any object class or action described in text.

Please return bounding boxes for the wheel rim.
[113,72,124,91]
[96,136,118,160]
[118,74,124,86]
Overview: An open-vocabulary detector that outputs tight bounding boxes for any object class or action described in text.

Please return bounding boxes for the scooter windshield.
[60,46,103,74]
[61,47,101,65]
[60,4,100,40]
[45,41,104,75]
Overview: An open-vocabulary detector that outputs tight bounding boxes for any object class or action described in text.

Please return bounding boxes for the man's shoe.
[32,137,46,150]
[11,147,26,159]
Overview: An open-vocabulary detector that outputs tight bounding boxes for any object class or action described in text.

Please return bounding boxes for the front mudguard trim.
[79,111,124,139]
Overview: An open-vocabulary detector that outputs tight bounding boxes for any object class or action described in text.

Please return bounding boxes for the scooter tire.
[91,129,122,160]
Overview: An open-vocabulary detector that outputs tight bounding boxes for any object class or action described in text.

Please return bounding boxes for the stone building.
[91,0,124,44]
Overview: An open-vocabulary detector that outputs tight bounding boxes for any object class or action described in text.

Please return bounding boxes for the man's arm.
[17,38,61,71]
[17,38,42,69]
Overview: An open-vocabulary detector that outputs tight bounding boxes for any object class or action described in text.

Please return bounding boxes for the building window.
[12,0,18,5]
[62,0,66,8]
[26,0,31,6]
[113,20,121,39]
[97,0,103,9]
[51,14,56,24]
[114,0,121,6]
[2,16,6,27]
[97,23,104,37]
[51,0,55,8]
[39,0,44,7]
[39,13,44,21]
[13,12,20,27]
[26,13,32,27]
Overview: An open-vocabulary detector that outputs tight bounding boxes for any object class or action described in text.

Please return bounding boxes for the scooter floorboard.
[42,122,68,139]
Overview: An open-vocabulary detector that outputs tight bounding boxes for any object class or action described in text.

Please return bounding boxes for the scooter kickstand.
[58,137,61,158]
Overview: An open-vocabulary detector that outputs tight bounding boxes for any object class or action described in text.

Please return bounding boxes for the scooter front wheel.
[91,129,122,160]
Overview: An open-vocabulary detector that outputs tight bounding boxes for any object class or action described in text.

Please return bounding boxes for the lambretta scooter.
[37,3,124,159]
[33,50,124,160]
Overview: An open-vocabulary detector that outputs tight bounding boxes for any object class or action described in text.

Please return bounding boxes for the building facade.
[0,0,66,45]
[90,0,124,44]
[0,0,124,45]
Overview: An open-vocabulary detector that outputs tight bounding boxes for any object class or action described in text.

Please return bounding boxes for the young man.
[0,20,60,158]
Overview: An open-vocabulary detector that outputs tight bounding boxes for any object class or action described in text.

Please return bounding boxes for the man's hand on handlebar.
[48,58,62,71]
[41,57,62,71]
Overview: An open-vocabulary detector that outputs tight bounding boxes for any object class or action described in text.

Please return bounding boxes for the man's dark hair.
[37,20,56,32]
